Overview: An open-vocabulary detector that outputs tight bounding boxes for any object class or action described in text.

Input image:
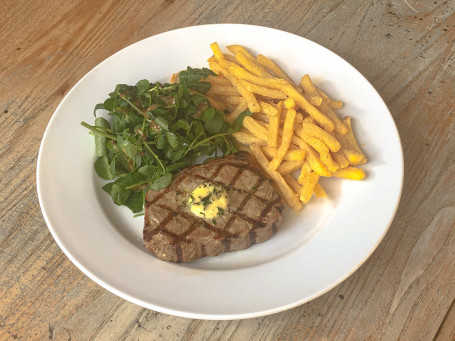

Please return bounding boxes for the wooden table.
[1,0,454,339]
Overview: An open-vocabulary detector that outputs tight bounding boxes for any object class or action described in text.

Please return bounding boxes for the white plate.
[37,24,403,319]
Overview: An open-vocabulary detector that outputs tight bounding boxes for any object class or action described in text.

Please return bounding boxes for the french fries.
[202,42,368,210]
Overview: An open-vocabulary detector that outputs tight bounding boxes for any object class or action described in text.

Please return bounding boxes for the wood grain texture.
[1,0,454,340]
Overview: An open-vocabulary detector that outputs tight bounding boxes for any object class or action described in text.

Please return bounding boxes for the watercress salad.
[81,67,250,214]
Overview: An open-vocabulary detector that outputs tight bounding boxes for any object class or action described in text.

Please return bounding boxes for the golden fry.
[332,150,349,168]
[277,160,305,174]
[268,101,282,148]
[299,172,320,204]
[210,42,225,61]
[329,100,343,109]
[262,146,306,162]
[336,116,367,165]
[313,183,327,198]
[333,167,366,180]
[284,98,296,109]
[217,95,243,105]
[207,85,239,96]
[240,79,288,99]
[259,101,278,116]
[301,121,341,152]
[283,174,303,195]
[226,45,256,60]
[300,75,348,135]
[292,136,332,176]
[295,127,339,172]
[209,62,260,113]
[232,130,266,146]
[228,63,289,88]
[235,51,274,78]
[206,75,231,86]
[281,84,335,133]
[256,54,293,82]
[269,108,296,170]
[249,144,302,210]
[242,116,268,141]
[224,99,248,122]
[303,94,323,106]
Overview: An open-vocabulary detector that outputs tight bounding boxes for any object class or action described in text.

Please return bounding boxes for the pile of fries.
[203,42,367,211]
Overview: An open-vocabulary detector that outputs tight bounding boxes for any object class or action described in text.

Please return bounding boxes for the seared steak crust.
[143,152,284,262]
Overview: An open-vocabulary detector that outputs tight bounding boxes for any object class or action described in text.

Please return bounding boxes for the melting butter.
[188,182,227,219]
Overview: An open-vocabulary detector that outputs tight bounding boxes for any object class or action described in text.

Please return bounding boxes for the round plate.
[37,24,403,319]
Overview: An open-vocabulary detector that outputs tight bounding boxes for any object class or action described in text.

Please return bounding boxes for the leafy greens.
[81,67,251,213]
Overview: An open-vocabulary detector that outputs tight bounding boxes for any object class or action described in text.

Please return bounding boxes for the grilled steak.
[143,152,284,262]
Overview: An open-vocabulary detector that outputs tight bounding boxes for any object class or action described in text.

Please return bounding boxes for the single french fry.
[242,116,269,141]
[235,51,274,78]
[284,98,296,109]
[226,45,256,60]
[207,85,239,96]
[232,130,266,146]
[256,54,293,82]
[336,116,367,165]
[329,100,343,109]
[262,146,306,162]
[259,101,278,116]
[210,42,225,61]
[332,150,350,168]
[283,174,303,195]
[209,62,261,113]
[317,87,332,103]
[333,167,366,180]
[299,172,320,204]
[240,79,288,99]
[269,108,297,170]
[281,84,335,133]
[249,144,302,210]
[223,53,240,64]
[217,95,243,105]
[228,63,289,89]
[268,101,282,148]
[206,75,231,86]
[300,75,348,135]
[301,121,341,152]
[277,160,305,174]
[313,183,327,198]
[224,99,248,122]
[304,94,323,106]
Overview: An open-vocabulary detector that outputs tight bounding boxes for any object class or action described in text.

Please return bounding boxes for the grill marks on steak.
[143,152,284,262]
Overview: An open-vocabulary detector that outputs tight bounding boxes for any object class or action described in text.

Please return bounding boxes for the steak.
[143,152,284,262]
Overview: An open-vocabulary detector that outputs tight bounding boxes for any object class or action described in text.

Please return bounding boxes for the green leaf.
[155,116,169,130]
[165,131,179,149]
[94,156,114,180]
[102,182,131,205]
[138,165,161,178]
[200,107,215,122]
[136,79,150,96]
[103,98,116,111]
[124,190,144,213]
[170,119,190,132]
[93,103,105,116]
[150,172,172,190]
[204,110,224,134]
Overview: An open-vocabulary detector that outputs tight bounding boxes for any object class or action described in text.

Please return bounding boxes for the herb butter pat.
[188,182,227,219]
